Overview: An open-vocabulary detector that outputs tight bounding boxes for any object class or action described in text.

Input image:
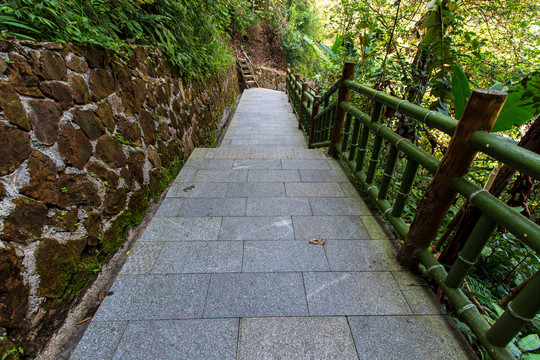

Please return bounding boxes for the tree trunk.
[499,273,534,309]
[438,116,540,265]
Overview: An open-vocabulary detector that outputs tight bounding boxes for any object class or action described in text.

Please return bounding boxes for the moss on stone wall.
[0,39,240,357]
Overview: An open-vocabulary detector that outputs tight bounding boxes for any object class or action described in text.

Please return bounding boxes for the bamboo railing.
[286,62,540,360]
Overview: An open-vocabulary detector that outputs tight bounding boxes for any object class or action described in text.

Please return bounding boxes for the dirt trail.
[231,21,285,71]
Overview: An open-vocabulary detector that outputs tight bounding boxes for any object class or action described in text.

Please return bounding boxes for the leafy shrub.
[0,0,254,77]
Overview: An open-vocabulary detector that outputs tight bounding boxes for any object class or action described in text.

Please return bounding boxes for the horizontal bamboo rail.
[286,62,540,360]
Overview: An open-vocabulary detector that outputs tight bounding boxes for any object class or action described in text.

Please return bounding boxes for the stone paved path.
[72,88,476,359]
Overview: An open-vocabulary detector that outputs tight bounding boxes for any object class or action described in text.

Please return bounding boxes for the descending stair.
[238,58,258,88]
[237,49,259,89]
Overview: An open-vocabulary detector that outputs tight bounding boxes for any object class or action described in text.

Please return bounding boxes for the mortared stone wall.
[0,39,239,354]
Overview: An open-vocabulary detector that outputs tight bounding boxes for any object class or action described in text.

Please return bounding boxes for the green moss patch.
[35,238,86,299]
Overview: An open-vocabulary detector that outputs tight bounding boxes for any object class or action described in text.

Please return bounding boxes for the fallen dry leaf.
[76,316,92,325]
[309,238,325,245]
[98,291,106,302]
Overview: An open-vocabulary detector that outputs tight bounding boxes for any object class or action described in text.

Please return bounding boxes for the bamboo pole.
[329,62,356,158]
[292,74,300,114]
[308,95,320,147]
[286,64,291,97]
[487,271,540,347]
[397,89,507,268]
[299,82,308,130]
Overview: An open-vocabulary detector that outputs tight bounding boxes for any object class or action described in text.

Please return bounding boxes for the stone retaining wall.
[254,65,285,92]
[0,40,239,355]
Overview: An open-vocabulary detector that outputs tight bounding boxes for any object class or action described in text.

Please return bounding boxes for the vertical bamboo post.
[308,95,320,147]
[329,62,356,158]
[294,74,301,115]
[397,89,507,268]
[299,82,308,130]
[286,64,291,96]
[288,68,295,103]
[486,271,540,347]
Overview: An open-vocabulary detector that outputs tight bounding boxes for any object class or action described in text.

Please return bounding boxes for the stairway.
[238,58,258,89]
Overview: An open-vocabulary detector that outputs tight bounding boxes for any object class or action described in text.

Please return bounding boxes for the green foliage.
[492,72,540,132]
[519,335,540,352]
[0,0,256,77]
[254,0,323,77]
[0,4,37,41]
[451,64,471,119]
[1,346,23,360]
[451,65,540,132]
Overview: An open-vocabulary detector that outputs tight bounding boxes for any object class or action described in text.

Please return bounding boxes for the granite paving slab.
[152,241,243,274]
[248,169,301,182]
[70,321,127,360]
[246,197,312,216]
[177,197,246,217]
[237,317,358,360]
[119,242,164,275]
[293,215,371,240]
[154,198,184,217]
[309,197,371,215]
[72,87,475,360]
[391,271,447,315]
[92,274,210,321]
[225,182,286,197]
[203,272,308,318]
[113,319,238,360]
[285,182,345,197]
[324,240,402,271]
[348,315,477,359]
[299,169,349,183]
[139,217,222,241]
[219,216,294,241]
[232,159,282,170]
[166,182,229,198]
[303,271,411,316]
[193,169,248,182]
[242,240,329,272]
